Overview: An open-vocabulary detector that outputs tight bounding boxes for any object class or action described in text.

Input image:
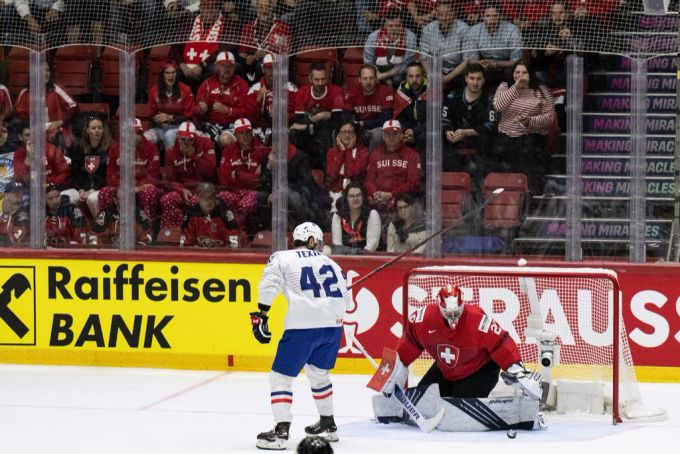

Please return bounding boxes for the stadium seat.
[251,230,273,249]
[54,46,98,98]
[145,45,172,89]
[294,48,338,87]
[6,47,30,99]
[341,47,364,87]
[95,47,142,98]
[441,172,471,226]
[78,103,110,119]
[482,172,528,229]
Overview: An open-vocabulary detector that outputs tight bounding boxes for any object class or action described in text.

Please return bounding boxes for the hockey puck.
[507,429,517,439]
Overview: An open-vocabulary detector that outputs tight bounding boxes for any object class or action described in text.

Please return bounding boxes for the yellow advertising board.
[0,258,292,371]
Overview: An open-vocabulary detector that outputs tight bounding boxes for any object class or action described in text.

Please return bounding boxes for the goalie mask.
[438,284,464,327]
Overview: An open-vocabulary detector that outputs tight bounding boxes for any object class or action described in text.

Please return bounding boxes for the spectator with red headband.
[147,60,195,153]
[15,61,79,150]
[98,119,163,224]
[217,118,270,230]
[238,0,291,85]
[247,53,297,146]
[194,50,255,150]
[160,120,217,229]
[13,123,71,190]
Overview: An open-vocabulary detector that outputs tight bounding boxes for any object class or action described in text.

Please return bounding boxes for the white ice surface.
[0,364,677,453]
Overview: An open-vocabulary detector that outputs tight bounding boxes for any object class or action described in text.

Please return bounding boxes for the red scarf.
[375,27,405,67]
[183,13,225,64]
[341,218,364,246]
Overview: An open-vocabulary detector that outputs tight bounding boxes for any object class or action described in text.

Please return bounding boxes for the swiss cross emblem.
[183,42,213,64]
[436,344,459,369]
[85,155,100,174]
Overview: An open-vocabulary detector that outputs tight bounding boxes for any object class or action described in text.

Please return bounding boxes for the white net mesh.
[0,1,675,56]
[404,265,647,421]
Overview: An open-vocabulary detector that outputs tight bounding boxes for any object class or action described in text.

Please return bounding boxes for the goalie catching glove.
[367,348,408,397]
[250,310,271,344]
[501,362,543,400]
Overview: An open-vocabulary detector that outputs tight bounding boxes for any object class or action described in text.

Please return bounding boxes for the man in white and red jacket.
[364,119,422,212]
[193,51,255,150]
[160,121,217,228]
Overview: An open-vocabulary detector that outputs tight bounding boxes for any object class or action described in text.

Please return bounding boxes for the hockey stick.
[348,188,505,290]
[351,334,445,433]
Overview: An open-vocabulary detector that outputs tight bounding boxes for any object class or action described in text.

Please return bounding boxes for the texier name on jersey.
[295,250,322,258]
[376,159,410,169]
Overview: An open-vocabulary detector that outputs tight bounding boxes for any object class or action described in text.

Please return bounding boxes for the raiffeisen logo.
[0,268,36,346]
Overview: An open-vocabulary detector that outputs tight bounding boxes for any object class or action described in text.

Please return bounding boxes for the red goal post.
[402,265,658,424]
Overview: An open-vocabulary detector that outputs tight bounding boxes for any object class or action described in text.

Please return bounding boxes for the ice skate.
[304,415,339,442]
[256,422,290,450]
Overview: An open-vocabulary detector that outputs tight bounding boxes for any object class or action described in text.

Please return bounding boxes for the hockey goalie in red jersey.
[373,284,542,401]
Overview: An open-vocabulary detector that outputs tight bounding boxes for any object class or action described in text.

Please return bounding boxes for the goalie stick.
[348,188,504,290]
[353,335,445,433]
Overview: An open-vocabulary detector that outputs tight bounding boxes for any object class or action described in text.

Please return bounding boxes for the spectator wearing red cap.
[15,61,79,151]
[194,50,255,150]
[238,0,291,84]
[247,53,297,146]
[0,180,28,245]
[13,123,71,190]
[160,120,217,228]
[147,60,196,152]
[364,119,422,213]
[217,117,270,230]
[66,114,116,218]
[98,119,163,223]
[45,183,87,247]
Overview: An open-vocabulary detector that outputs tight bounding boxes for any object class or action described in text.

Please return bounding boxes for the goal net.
[404,265,665,423]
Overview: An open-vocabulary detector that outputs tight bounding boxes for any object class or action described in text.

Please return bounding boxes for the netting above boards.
[0,1,677,57]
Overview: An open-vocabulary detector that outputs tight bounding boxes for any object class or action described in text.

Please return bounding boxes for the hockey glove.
[367,349,408,398]
[250,311,271,344]
[501,362,543,400]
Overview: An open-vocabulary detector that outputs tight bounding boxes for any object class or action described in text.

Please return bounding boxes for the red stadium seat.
[482,172,528,229]
[7,47,30,99]
[145,45,172,89]
[294,48,338,87]
[54,46,98,97]
[251,230,273,249]
[78,103,110,119]
[441,172,471,226]
[96,47,142,97]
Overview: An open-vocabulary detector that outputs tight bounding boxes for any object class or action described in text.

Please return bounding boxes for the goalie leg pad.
[372,384,442,425]
[437,395,541,432]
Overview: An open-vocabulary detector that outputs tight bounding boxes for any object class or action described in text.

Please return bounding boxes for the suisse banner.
[0,257,679,380]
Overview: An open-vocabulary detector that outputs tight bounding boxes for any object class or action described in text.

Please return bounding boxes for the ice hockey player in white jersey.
[251,222,351,450]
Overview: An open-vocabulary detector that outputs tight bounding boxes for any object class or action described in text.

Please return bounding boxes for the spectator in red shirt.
[45,183,87,248]
[194,51,255,150]
[217,118,270,229]
[160,120,217,228]
[147,60,195,152]
[238,0,291,84]
[365,119,422,213]
[290,62,344,169]
[15,61,79,150]
[247,53,297,146]
[343,64,394,149]
[325,121,370,207]
[0,180,28,245]
[13,123,71,190]
[98,119,163,223]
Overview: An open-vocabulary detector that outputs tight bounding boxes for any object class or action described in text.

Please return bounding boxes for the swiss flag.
[183,41,217,64]
[85,155,100,174]
[436,344,459,369]
[367,348,398,392]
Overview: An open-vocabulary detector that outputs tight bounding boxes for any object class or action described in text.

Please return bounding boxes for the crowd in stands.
[0,0,634,251]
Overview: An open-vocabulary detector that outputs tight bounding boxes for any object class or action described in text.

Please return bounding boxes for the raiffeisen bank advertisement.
[0,257,285,370]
